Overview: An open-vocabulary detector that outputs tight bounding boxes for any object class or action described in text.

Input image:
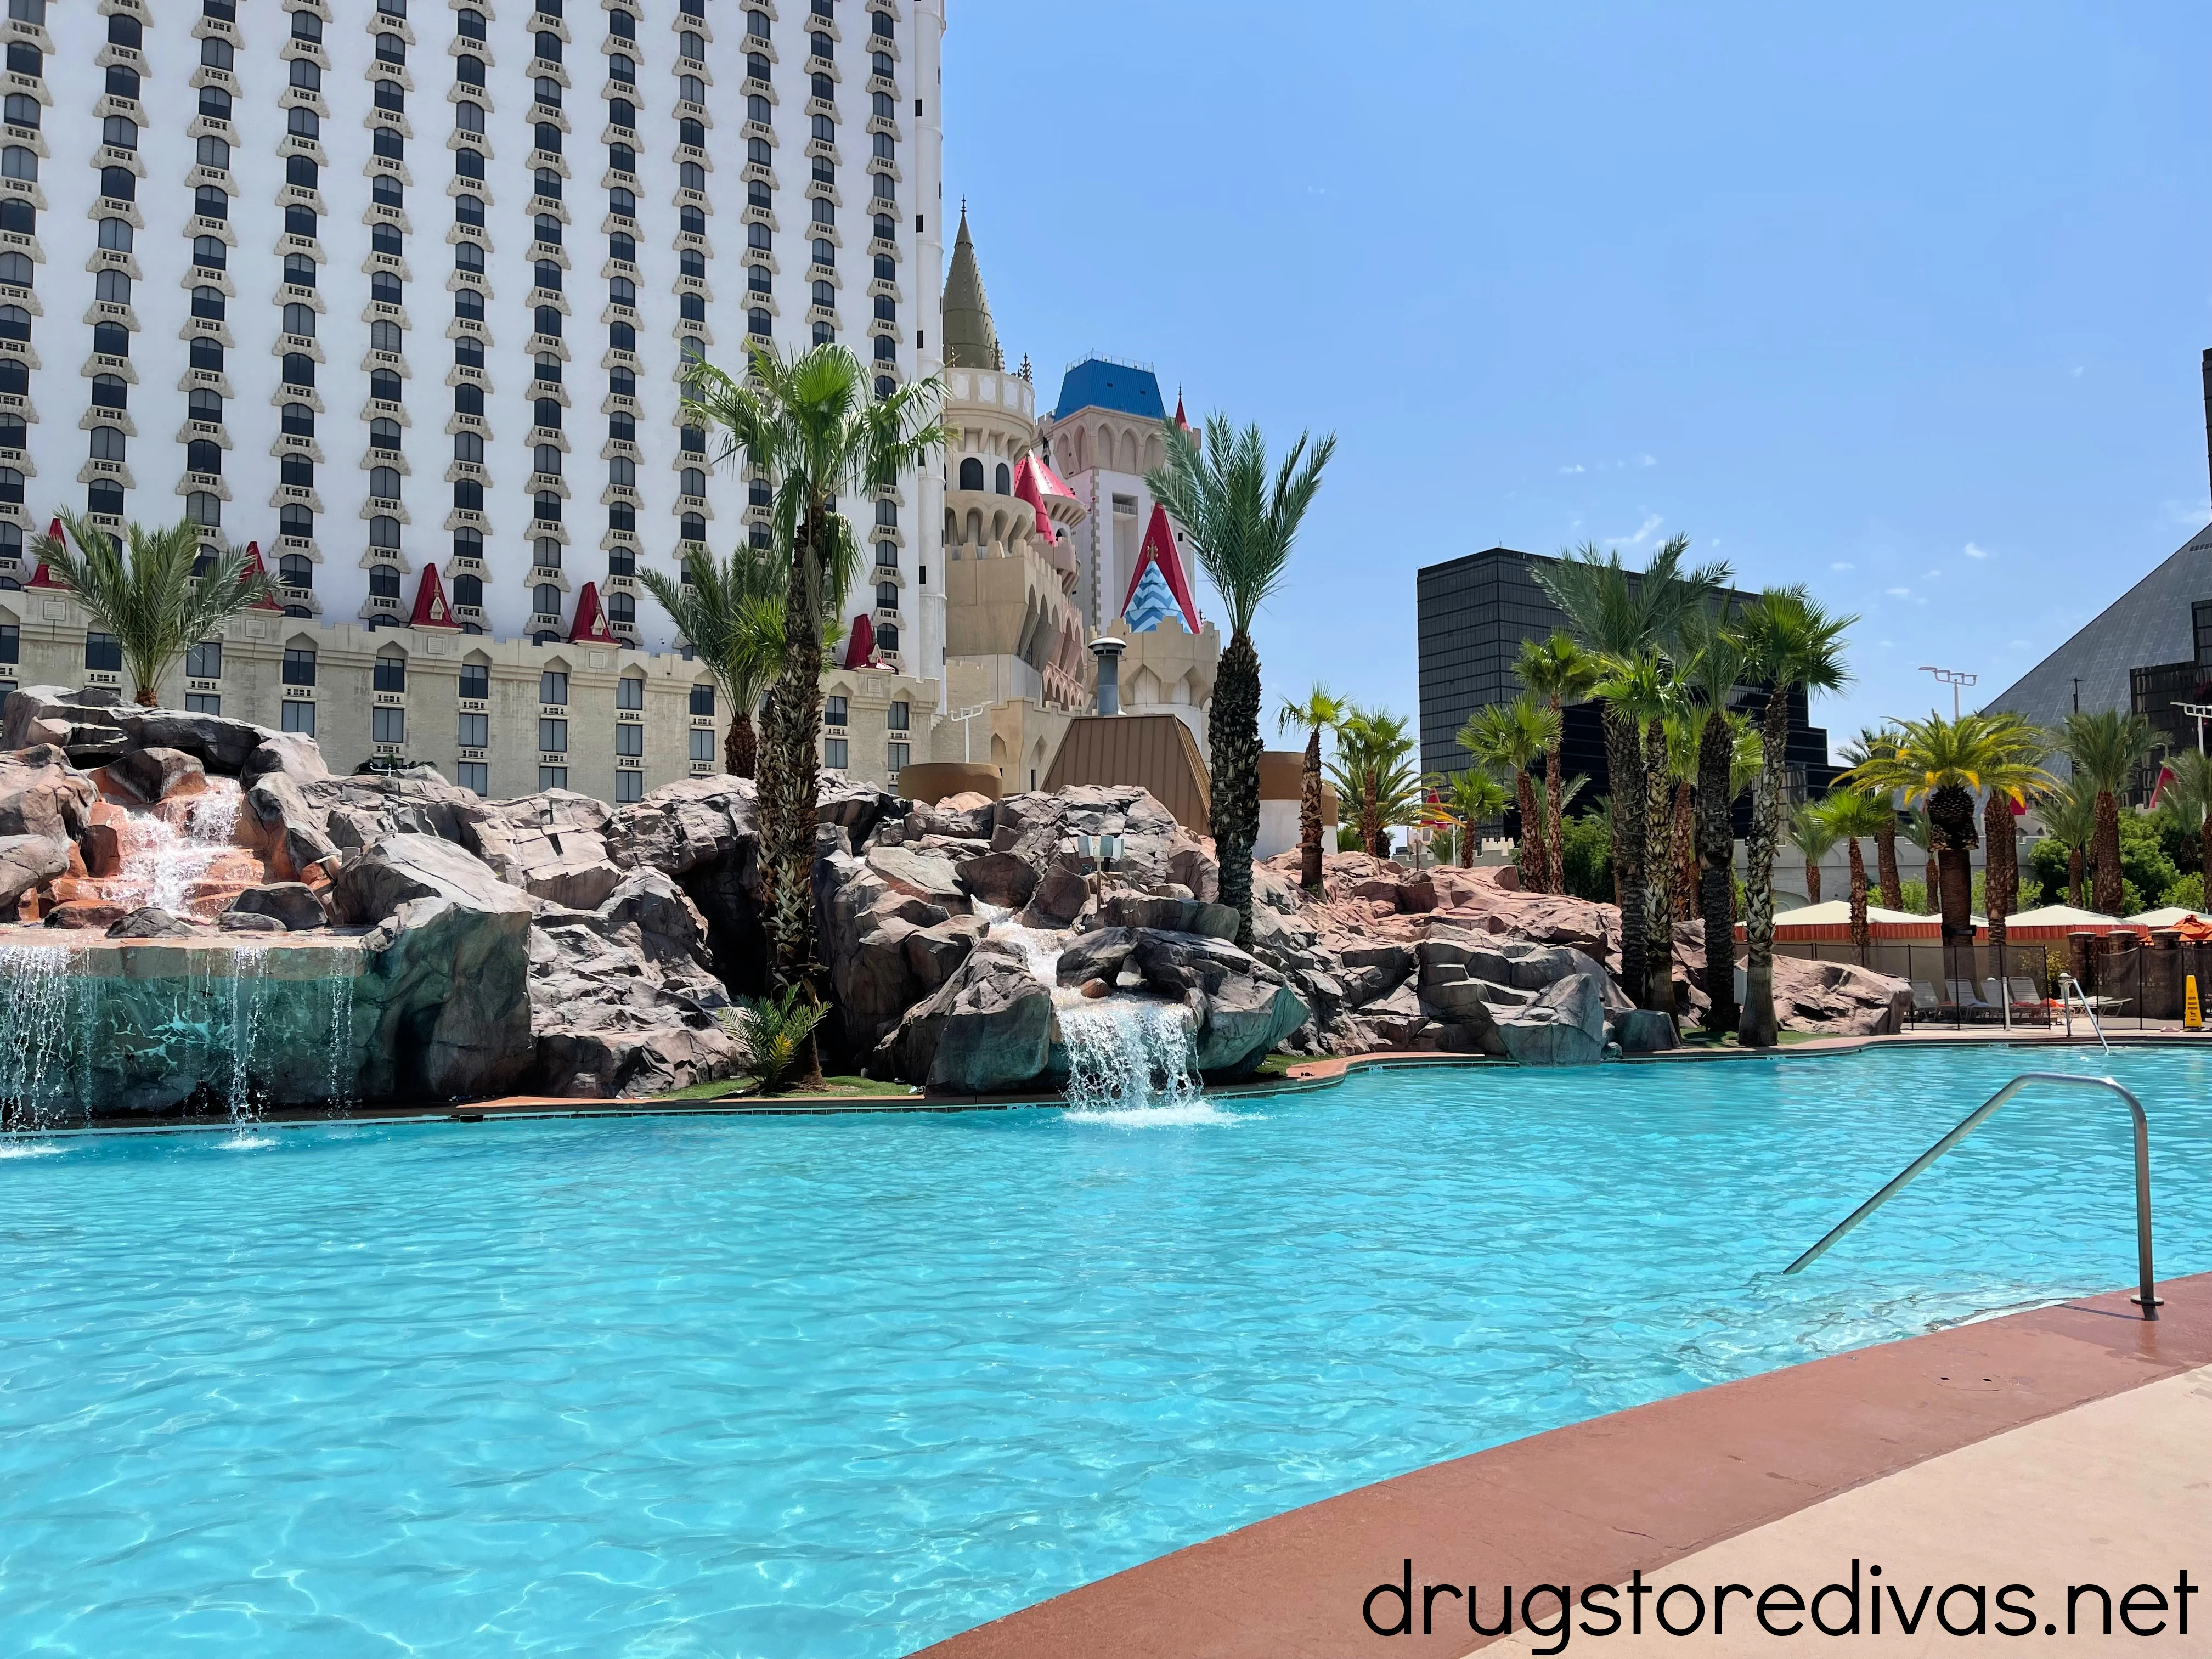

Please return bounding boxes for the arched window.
[279,504,314,540]
[680,467,707,498]
[995,463,1011,495]
[748,308,772,339]
[533,444,562,477]
[453,432,483,464]
[185,439,222,476]
[369,418,403,454]
[369,369,402,402]
[369,565,403,599]
[281,303,315,338]
[194,185,228,220]
[957,457,984,492]
[282,403,315,436]
[370,516,402,550]
[278,553,314,589]
[533,584,561,617]
[89,426,126,462]
[374,80,405,114]
[285,155,318,190]
[608,455,635,488]
[283,353,315,390]
[369,466,402,500]
[533,538,563,571]
[280,454,315,489]
[453,573,484,607]
[0,305,30,342]
[99,218,133,253]
[187,492,222,528]
[91,374,127,411]
[106,116,140,150]
[680,512,707,543]
[876,623,900,652]
[876,581,898,611]
[607,591,635,627]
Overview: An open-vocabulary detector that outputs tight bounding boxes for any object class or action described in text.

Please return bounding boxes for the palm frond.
[1146,415,1335,638]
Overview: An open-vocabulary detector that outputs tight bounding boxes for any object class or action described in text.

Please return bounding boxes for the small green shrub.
[715,985,830,1093]
[1559,814,1613,904]
[2166,871,2205,912]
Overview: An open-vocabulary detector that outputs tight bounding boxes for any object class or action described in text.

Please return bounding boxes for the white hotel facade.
[0,0,947,800]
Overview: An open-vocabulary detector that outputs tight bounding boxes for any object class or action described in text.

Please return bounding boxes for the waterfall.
[973,902,1217,1119]
[0,944,73,1130]
[102,778,252,917]
[225,944,269,1130]
[324,968,357,1110]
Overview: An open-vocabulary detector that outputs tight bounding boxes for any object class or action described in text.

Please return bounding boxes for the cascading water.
[225,944,269,1132]
[0,944,74,1132]
[104,781,251,916]
[973,902,1216,1120]
[324,970,357,1110]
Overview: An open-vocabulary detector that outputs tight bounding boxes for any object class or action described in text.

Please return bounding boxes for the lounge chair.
[1948,978,1997,1022]
[1983,977,2050,1025]
[1909,980,1949,1023]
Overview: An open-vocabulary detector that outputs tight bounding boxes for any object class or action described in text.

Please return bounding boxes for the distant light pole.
[1920,665,1978,720]
[2180,701,2212,754]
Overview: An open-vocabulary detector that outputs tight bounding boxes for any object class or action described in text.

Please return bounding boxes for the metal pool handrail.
[1785,1072,2159,1321]
[2055,974,2109,1051]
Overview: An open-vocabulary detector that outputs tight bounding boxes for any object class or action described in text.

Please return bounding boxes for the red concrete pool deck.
[915,1275,2212,1658]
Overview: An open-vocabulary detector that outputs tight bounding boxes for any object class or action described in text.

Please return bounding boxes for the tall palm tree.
[1841,713,2052,984]
[1442,769,1508,868]
[1456,695,1560,894]
[1839,725,1906,910]
[1673,597,1748,1032]
[1977,712,2049,957]
[1820,789,1896,957]
[1149,415,1336,949]
[1325,707,1421,859]
[1896,806,1937,907]
[1276,685,1348,894]
[1731,587,1855,1048]
[2036,782,2097,908]
[2157,748,2212,899]
[684,344,944,1080]
[1591,651,1684,1010]
[1513,630,1600,894]
[1534,537,1728,1001]
[35,512,274,707]
[640,545,792,777]
[1786,801,1841,905]
[2057,709,2155,915]
[1665,712,1699,921]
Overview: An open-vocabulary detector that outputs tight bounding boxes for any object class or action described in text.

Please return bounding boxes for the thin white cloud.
[1884,586,1911,597]
[1558,463,1585,475]
[1634,454,1656,468]
[2009,639,2030,648]
[1830,561,1855,571]
[1963,542,1991,560]
[2071,365,2085,377]
[1606,513,1664,549]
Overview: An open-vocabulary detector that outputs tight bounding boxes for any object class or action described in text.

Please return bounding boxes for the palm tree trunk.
[1695,710,1736,1039]
[1210,631,1263,950]
[2201,816,2211,899]
[1514,771,1545,893]
[1924,851,1938,908]
[1875,816,1903,911]
[1804,853,1821,906]
[1983,789,2016,973]
[1459,812,1474,868]
[1674,782,1696,922]
[1299,726,1324,893]
[1640,719,1675,1012]
[1927,782,1979,991]
[724,711,759,779]
[1361,777,1381,859]
[134,684,159,708]
[1737,682,1795,1048]
[2091,789,2122,915]
[2068,847,2084,909]
[758,504,831,1085]
[1544,697,1566,895]
[1603,704,1647,1000]
[1847,837,1870,958]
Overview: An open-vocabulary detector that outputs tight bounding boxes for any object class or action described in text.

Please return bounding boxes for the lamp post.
[1919,665,1978,720]
[2179,701,2212,754]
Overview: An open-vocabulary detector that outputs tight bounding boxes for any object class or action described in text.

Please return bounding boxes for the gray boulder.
[244,772,341,883]
[877,940,1053,1094]
[866,844,967,907]
[0,832,70,911]
[956,849,1041,909]
[1338,941,1415,1006]
[1121,929,1310,1080]
[1497,971,1610,1066]
[1610,1008,1681,1053]
[240,731,331,786]
[330,834,527,927]
[105,746,206,805]
[105,906,204,939]
[112,708,279,776]
[0,744,97,841]
[226,882,329,932]
[460,789,622,910]
[217,911,287,933]
[1021,862,1091,928]
[356,891,536,1100]
[1097,892,1239,940]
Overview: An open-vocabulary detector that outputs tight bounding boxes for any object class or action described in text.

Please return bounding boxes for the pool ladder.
[2055,974,2109,1052]
[1785,1072,2160,1321]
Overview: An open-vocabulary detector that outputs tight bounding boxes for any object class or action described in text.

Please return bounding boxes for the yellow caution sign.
[2187,975,2203,1032]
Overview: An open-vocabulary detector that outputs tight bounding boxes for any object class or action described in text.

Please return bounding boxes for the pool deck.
[916,1273,2212,1657]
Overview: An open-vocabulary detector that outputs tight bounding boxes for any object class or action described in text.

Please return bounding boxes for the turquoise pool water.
[4,1046,2208,1658]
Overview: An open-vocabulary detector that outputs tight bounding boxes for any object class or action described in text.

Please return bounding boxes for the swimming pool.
[4,1046,2207,1658]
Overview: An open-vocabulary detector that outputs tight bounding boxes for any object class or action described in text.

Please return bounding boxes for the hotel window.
[0,623,16,664]
[616,771,644,804]
[824,695,848,726]
[185,694,220,716]
[460,762,489,796]
[84,633,122,673]
[615,724,644,757]
[689,683,715,717]
[460,663,489,701]
[458,712,488,747]
[617,674,644,711]
[887,742,910,775]
[372,707,406,744]
[822,737,848,769]
[281,701,316,736]
[540,670,569,706]
[690,728,716,764]
[185,641,223,680]
[538,766,567,791]
[283,648,317,687]
[539,718,568,753]
[373,654,407,694]
[888,701,910,732]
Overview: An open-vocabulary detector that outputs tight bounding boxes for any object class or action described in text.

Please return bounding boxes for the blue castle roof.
[1052,358,1166,422]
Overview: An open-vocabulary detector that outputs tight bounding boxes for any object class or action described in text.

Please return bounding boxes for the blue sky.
[943,1,2212,754]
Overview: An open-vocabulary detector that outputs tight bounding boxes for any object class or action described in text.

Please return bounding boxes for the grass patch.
[1246,1054,1299,1080]
[652,1072,917,1103]
[1675,1029,1824,1049]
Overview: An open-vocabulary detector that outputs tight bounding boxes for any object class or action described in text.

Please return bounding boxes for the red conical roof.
[842,611,875,669]
[408,561,460,630]
[238,541,284,611]
[1120,504,1202,633]
[1009,454,1073,543]
[567,580,616,644]
[1172,392,1190,432]
[24,560,60,588]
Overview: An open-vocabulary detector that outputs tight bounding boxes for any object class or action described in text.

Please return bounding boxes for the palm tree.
[1456,695,1560,894]
[2057,709,2155,915]
[1325,707,1421,859]
[1840,713,2053,984]
[1839,726,1906,910]
[639,545,792,777]
[1591,651,1685,1010]
[1276,685,1348,894]
[1150,415,1336,950]
[1897,806,1937,907]
[1731,587,1855,1048]
[1673,598,1748,1032]
[1786,801,1841,905]
[1513,630,1600,894]
[1977,712,2049,957]
[2157,748,2212,899]
[34,512,274,707]
[1442,769,1508,868]
[1521,771,1590,878]
[1534,537,1728,1002]
[1820,789,1897,957]
[684,344,944,1080]
[2036,782,2097,907]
